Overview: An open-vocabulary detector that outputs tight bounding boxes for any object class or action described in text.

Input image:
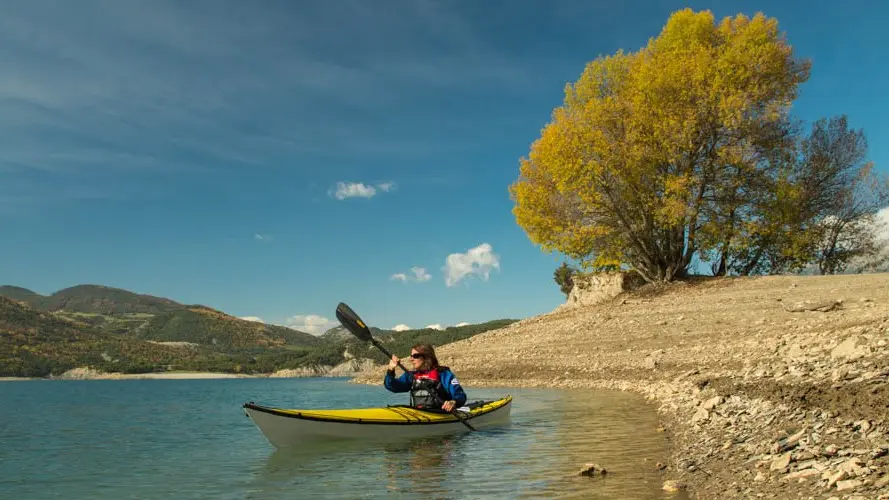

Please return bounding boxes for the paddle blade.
[335,302,373,341]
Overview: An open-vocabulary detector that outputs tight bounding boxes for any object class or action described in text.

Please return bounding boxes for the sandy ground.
[353,273,889,499]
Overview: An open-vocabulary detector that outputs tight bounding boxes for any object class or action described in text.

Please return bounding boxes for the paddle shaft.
[370,338,410,372]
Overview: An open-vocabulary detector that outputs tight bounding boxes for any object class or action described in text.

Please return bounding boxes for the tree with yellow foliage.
[510,9,811,283]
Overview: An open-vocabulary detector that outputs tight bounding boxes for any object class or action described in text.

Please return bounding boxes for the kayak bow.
[243,396,512,447]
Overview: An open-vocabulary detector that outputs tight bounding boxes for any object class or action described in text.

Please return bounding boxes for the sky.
[1,0,887,335]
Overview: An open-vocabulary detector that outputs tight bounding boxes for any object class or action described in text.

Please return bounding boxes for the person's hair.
[411,343,440,371]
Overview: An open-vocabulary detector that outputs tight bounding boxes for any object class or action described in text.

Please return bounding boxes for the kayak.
[243,395,512,447]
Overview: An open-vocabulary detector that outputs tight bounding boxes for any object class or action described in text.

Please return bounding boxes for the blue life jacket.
[384,366,467,409]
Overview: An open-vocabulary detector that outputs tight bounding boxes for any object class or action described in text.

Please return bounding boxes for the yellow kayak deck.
[243,396,511,425]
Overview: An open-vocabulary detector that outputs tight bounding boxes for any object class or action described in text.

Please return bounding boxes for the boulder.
[563,272,645,308]
[830,336,871,361]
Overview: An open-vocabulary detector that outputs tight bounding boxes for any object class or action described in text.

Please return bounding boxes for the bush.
[554,262,577,297]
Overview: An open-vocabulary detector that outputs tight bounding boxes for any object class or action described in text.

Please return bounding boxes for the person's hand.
[442,400,456,412]
[388,355,399,371]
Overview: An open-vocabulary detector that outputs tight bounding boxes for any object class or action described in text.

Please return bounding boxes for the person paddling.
[384,343,467,412]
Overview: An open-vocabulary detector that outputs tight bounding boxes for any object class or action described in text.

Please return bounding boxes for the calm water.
[0,377,681,499]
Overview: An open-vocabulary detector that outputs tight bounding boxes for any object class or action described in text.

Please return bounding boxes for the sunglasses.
[409,353,425,359]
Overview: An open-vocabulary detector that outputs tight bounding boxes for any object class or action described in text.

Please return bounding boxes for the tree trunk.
[715,252,727,276]
[739,246,765,276]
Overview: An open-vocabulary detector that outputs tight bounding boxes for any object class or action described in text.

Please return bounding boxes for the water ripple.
[1,378,683,499]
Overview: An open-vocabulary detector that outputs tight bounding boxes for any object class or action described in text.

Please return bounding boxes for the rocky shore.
[353,273,889,499]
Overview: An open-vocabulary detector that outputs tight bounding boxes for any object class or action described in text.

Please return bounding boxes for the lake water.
[0,377,683,499]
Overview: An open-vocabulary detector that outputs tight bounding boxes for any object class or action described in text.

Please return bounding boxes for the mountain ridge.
[0,284,187,314]
[0,283,517,377]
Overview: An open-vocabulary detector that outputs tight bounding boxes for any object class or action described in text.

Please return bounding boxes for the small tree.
[553,262,577,298]
[847,214,889,273]
[799,117,889,274]
[732,116,889,275]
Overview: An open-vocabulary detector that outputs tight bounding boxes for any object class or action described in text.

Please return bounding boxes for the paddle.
[335,302,476,431]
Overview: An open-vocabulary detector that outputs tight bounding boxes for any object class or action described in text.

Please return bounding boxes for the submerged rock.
[578,463,607,476]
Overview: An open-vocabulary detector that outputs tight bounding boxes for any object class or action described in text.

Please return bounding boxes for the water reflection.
[246,387,687,499]
[381,435,466,499]
[251,434,474,499]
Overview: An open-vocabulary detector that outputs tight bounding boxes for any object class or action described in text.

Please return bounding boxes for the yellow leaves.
[658,173,695,223]
[512,7,810,276]
[589,254,623,273]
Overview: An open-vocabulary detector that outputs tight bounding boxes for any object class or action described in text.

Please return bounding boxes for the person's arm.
[383,355,412,392]
[441,369,467,409]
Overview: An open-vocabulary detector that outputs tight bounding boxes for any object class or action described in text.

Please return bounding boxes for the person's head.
[409,343,440,371]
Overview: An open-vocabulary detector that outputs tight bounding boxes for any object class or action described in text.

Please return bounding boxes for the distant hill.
[137,306,323,349]
[0,286,45,309]
[321,325,386,342]
[0,282,518,377]
[45,284,185,314]
[0,284,185,314]
[0,296,196,377]
[0,283,319,347]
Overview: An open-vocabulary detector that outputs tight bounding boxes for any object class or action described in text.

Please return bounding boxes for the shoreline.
[0,370,366,381]
[0,370,263,381]
[351,273,889,499]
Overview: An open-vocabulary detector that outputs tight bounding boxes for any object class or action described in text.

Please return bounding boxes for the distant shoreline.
[0,370,262,381]
[0,369,365,381]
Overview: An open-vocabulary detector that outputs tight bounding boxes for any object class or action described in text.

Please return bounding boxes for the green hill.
[321,325,386,342]
[0,286,45,309]
[0,296,344,377]
[42,284,186,314]
[0,284,320,347]
[0,282,518,377]
[0,284,186,314]
[137,306,323,349]
[0,296,197,377]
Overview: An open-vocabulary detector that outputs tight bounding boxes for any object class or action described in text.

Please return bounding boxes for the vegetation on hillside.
[511,9,889,284]
[0,284,187,314]
[0,286,45,309]
[554,262,577,298]
[0,285,516,377]
[136,307,323,349]
[0,296,194,377]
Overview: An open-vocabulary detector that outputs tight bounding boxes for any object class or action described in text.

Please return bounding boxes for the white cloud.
[412,267,431,281]
[391,266,431,283]
[444,243,500,287]
[392,324,411,332]
[254,233,272,242]
[455,322,470,327]
[333,182,376,200]
[425,324,444,330]
[240,316,264,323]
[331,181,397,200]
[284,314,335,336]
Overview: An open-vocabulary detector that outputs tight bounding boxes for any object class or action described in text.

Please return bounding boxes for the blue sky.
[1,0,887,334]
